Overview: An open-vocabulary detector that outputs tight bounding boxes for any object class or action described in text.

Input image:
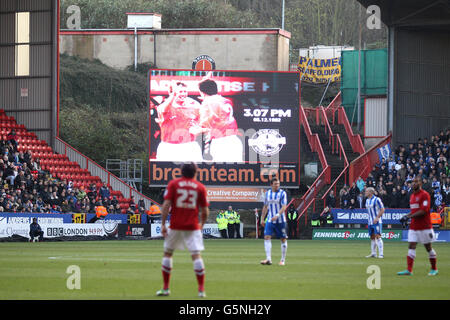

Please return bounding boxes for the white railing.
[54,137,160,208]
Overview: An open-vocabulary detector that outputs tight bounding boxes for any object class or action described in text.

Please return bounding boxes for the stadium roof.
[357,0,450,30]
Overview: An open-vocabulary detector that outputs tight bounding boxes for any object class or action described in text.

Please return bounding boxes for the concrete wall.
[59,29,291,71]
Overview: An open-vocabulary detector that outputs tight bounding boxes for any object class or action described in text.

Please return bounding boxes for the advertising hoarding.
[312,228,402,241]
[331,209,409,224]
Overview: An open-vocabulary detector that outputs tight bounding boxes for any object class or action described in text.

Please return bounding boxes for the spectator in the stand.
[348,198,356,210]
[99,183,110,200]
[366,173,376,188]
[23,150,32,168]
[61,199,70,213]
[325,190,336,209]
[356,176,365,193]
[87,184,97,202]
[388,188,397,208]
[110,196,119,208]
[36,196,44,211]
[113,203,122,214]
[125,206,135,215]
[6,130,18,149]
[398,163,407,181]
[433,190,443,211]
[107,204,114,214]
[376,179,386,195]
[138,198,146,211]
[380,189,390,208]
[11,151,20,166]
[74,198,82,213]
[422,178,433,195]
[443,177,450,203]
[431,176,441,191]
[4,163,16,186]
[340,188,351,209]
[399,189,409,208]
[66,190,77,205]
[77,186,87,202]
[101,196,110,208]
[129,202,137,214]
[356,192,365,208]
[349,182,359,202]
[129,195,136,208]
[50,191,61,207]
[385,173,395,195]
[88,198,96,214]
[80,201,89,214]
[388,156,396,173]
[68,197,77,213]
[379,164,388,180]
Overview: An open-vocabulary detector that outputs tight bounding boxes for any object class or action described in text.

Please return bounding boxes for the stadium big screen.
[148,70,301,187]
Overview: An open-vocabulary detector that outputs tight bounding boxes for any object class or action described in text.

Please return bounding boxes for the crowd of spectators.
[326,128,449,212]
[0,131,145,214]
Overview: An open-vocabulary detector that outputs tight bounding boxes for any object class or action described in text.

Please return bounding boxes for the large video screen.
[148,70,300,187]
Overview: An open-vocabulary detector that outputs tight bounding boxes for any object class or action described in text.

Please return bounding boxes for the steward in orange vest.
[146,203,161,224]
[95,205,108,218]
[430,212,442,226]
[88,205,108,223]
[147,204,161,215]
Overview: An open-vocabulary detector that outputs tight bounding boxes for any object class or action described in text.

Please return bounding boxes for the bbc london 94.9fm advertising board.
[148,70,301,187]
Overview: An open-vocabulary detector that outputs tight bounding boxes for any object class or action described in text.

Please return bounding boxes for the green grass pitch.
[0,239,448,300]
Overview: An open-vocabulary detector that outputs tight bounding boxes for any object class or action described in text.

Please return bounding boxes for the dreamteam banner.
[297,56,341,84]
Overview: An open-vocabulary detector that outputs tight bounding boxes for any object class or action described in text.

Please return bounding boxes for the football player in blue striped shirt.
[260,178,288,266]
[365,187,385,258]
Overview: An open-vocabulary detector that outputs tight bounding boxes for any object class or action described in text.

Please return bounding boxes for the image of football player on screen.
[195,77,244,163]
[154,81,203,162]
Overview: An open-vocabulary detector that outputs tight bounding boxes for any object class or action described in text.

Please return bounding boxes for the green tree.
[60,0,258,29]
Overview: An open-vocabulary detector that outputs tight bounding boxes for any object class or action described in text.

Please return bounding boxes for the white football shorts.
[164,229,204,254]
[408,228,436,244]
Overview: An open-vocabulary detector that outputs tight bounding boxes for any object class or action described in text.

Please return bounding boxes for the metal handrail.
[54,137,160,208]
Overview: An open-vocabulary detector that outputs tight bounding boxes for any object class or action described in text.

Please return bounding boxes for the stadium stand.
[0,108,139,214]
[326,127,449,227]
[290,91,448,232]
[360,128,449,210]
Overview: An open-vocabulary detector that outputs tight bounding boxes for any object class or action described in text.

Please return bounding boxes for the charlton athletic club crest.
[192,55,216,70]
[248,129,287,157]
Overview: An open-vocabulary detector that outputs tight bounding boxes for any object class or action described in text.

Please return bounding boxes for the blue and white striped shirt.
[264,189,287,224]
[365,196,384,225]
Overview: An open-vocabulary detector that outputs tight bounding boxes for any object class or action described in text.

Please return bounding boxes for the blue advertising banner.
[332,208,409,224]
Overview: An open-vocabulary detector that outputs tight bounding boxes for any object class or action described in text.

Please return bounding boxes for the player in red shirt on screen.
[398,177,438,276]
[155,81,203,162]
[196,78,243,163]
[156,162,210,298]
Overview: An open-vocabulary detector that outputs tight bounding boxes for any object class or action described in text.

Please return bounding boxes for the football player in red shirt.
[156,162,210,297]
[398,177,438,276]
[155,82,203,162]
[196,78,243,163]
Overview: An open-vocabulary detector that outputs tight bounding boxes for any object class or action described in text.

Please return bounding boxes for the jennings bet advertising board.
[148,69,301,187]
